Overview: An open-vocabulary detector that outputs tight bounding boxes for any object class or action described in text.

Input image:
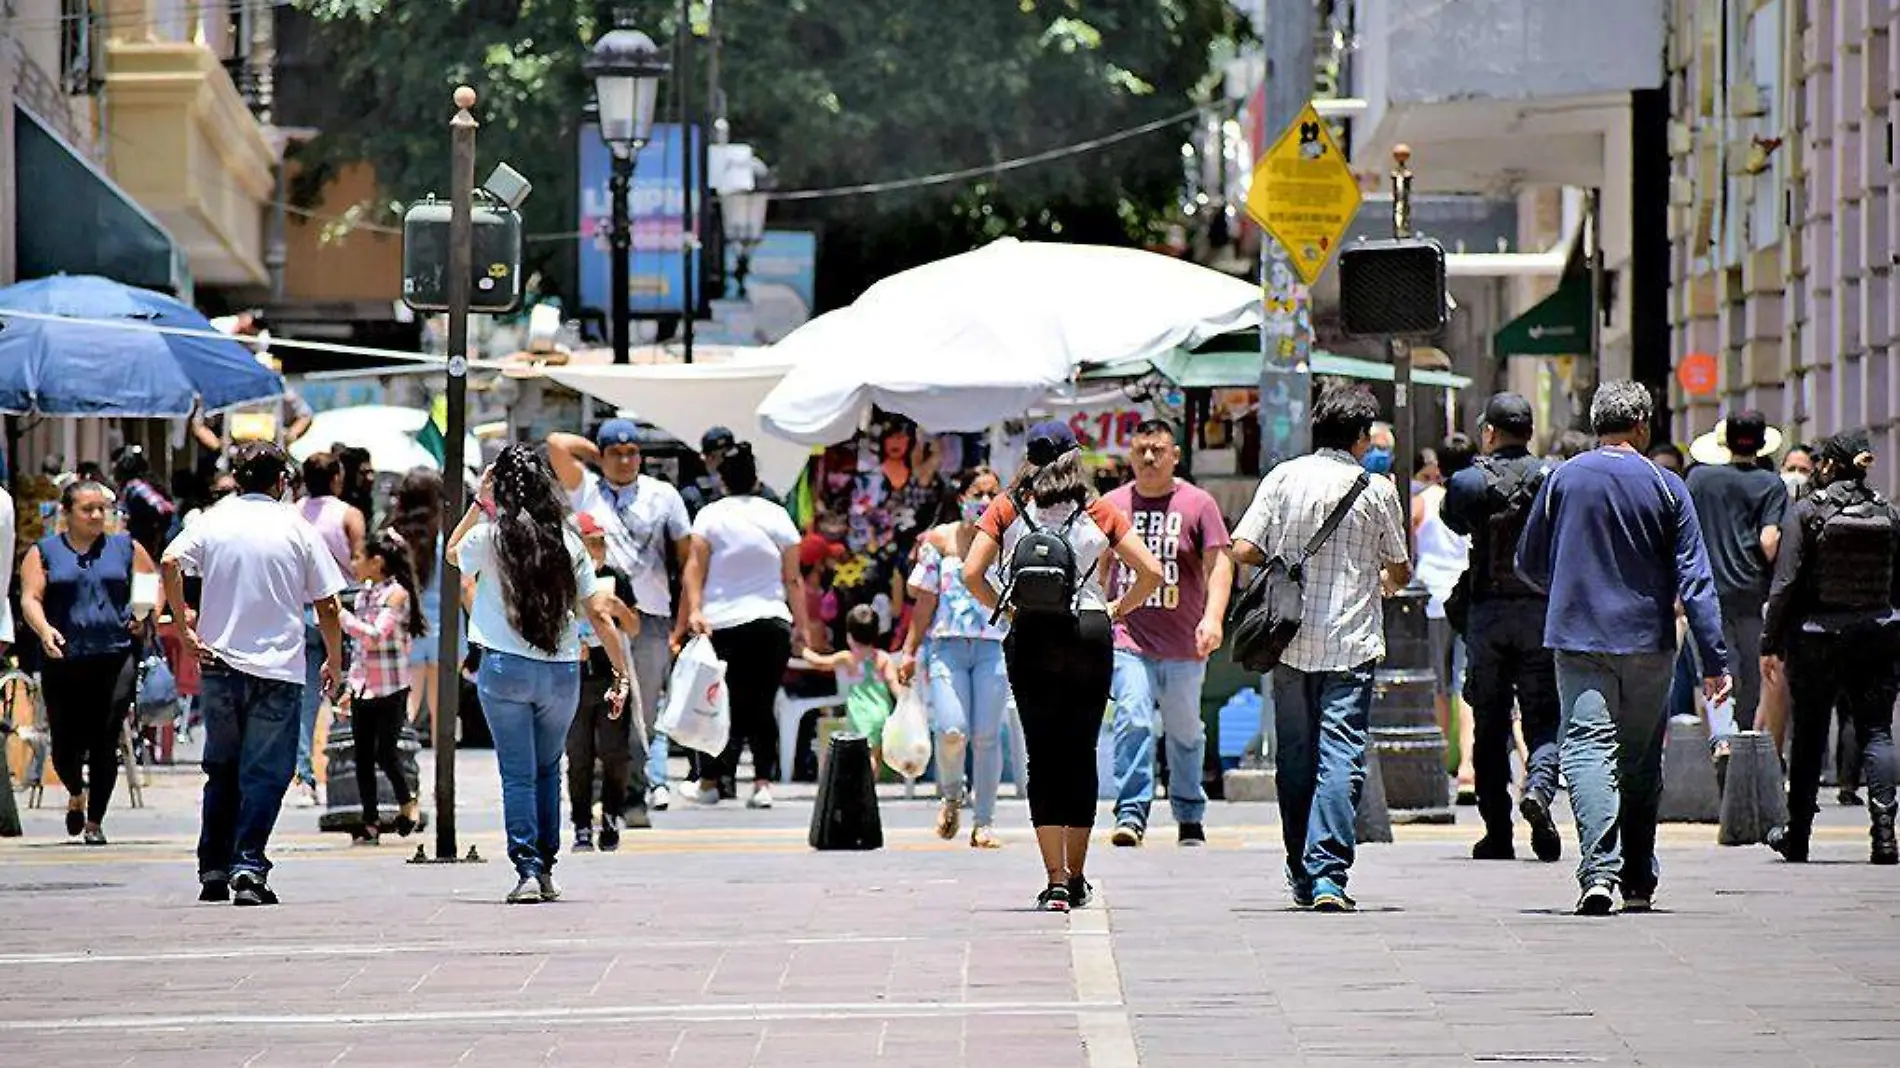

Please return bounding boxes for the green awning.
[1493,270,1591,357]
[13,105,182,292]
[1084,348,1471,390]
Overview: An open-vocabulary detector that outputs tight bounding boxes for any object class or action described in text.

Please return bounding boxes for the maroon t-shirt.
[1104,481,1232,661]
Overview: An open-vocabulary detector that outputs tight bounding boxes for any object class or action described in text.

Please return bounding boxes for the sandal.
[969,825,1001,849]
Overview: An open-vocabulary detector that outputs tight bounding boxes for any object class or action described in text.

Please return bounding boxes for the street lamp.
[718,156,772,298]
[585,17,669,364]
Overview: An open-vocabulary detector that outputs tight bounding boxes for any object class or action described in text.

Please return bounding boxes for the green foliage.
[292,0,1243,311]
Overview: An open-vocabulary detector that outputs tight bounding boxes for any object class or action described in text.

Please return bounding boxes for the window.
[59,0,101,97]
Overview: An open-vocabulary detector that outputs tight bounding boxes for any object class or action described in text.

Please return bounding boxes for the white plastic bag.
[881,685,933,780]
[659,635,730,756]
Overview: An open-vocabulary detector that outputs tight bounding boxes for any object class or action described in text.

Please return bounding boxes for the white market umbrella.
[291,404,479,477]
[756,238,1262,444]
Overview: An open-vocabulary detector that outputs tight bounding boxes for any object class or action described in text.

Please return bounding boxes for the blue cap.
[595,419,641,448]
[1025,420,1080,466]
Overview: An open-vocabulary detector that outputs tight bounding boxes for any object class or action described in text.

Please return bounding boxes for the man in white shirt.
[548,420,692,818]
[161,442,346,907]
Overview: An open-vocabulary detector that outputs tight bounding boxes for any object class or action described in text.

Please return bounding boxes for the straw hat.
[1689,414,1784,466]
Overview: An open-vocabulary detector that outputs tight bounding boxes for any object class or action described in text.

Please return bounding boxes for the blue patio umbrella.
[0,274,284,417]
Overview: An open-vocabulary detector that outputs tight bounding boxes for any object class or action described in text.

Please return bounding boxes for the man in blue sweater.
[1516,381,1732,916]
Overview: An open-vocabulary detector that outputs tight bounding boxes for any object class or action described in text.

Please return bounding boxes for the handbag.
[1228,472,1371,673]
[134,634,181,727]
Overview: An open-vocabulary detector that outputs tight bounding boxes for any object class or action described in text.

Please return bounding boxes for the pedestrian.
[549,421,690,820]
[111,444,178,559]
[675,444,808,810]
[1442,395,1564,863]
[1550,430,1596,463]
[390,468,457,740]
[962,421,1163,913]
[682,425,782,517]
[1516,381,1731,915]
[1413,433,1475,806]
[161,442,347,907]
[1761,430,1900,865]
[1685,412,1788,764]
[290,452,366,810]
[1779,444,1815,501]
[1647,442,1686,474]
[1233,386,1411,912]
[19,479,162,845]
[1102,419,1233,849]
[898,466,1014,848]
[448,445,634,904]
[0,479,15,654]
[802,605,901,773]
[335,527,426,844]
[567,512,645,853]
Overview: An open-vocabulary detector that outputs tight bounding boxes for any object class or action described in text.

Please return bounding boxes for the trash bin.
[320,722,428,835]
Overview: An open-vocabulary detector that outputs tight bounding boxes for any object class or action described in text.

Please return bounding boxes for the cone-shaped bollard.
[1659,717,1722,823]
[810,732,883,850]
[1355,737,1394,844]
[1718,731,1788,845]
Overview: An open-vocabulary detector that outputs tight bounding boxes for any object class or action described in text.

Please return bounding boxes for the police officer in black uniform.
[1762,429,1900,865]
[1442,393,1564,863]
[682,426,782,518]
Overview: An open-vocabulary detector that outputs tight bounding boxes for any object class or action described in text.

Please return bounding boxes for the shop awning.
[1493,270,1592,357]
[1084,347,1471,390]
[12,104,183,293]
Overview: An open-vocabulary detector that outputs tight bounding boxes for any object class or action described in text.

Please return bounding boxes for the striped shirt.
[342,578,413,699]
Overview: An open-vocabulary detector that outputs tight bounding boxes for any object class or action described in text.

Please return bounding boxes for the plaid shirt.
[342,579,413,699]
[1234,449,1409,673]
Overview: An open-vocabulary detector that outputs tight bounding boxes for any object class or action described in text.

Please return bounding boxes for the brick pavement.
[1,757,1896,1067]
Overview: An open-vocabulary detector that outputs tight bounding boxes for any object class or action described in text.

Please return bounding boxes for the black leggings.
[1005,611,1113,828]
[568,657,632,825]
[43,650,136,824]
[351,689,413,825]
[1787,632,1897,823]
[707,618,793,783]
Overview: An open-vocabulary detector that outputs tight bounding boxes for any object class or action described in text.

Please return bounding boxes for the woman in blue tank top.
[19,479,161,844]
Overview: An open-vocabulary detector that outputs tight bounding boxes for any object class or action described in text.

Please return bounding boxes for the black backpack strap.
[1011,490,1041,533]
[1295,472,1371,567]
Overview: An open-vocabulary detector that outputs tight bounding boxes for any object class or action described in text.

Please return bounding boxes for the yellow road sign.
[1245,102,1361,284]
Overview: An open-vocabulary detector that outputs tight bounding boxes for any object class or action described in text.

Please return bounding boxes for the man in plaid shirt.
[1234,385,1411,912]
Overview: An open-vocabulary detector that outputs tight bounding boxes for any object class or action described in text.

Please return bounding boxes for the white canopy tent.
[291,404,480,478]
[756,239,1264,444]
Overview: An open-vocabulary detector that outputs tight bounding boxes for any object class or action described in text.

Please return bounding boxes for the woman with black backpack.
[963,422,1163,912]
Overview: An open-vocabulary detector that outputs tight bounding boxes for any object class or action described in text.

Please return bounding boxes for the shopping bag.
[134,637,180,727]
[659,636,730,756]
[880,684,933,780]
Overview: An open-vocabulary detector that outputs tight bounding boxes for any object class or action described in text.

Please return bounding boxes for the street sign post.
[1245,101,1362,285]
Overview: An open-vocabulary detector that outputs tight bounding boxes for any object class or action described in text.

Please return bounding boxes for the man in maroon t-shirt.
[1103,420,1234,846]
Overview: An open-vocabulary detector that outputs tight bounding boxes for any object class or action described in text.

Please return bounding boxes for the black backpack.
[1475,456,1549,598]
[991,495,1084,622]
[1807,485,1900,610]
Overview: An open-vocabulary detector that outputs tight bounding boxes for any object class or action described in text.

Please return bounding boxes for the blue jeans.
[1272,662,1375,891]
[197,664,304,881]
[925,637,1010,827]
[296,620,323,787]
[478,650,581,878]
[1555,651,1674,896]
[1111,651,1209,829]
[629,617,672,796]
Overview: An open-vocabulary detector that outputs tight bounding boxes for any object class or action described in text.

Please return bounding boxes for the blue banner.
[578,123,702,317]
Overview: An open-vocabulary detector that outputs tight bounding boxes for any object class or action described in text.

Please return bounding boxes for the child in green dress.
[802,605,901,773]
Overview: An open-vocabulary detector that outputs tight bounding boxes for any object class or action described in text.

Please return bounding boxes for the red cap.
[576,512,605,537]
[799,532,845,569]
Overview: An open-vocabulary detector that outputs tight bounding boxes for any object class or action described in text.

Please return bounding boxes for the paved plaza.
[1,755,1897,1067]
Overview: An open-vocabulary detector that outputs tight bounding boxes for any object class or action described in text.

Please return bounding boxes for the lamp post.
[718,157,771,298]
[586,17,669,365]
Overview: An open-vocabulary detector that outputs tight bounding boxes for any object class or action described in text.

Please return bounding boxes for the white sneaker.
[294,782,319,809]
[648,784,671,812]
[747,784,774,810]
[693,783,721,806]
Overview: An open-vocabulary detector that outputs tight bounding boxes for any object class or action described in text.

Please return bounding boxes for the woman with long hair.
[675,443,808,809]
[899,466,1015,848]
[448,445,634,903]
[392,468,454,736]
[338,528,428,844]
[963,423,1162,911]
[19,480,162,845]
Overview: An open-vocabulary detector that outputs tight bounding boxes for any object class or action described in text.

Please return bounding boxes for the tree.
[290,0,1243,312]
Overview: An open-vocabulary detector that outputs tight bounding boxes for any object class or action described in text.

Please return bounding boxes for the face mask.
[1781,471,1809,497]
[1361,448,1393,475]
[960,498,990,524]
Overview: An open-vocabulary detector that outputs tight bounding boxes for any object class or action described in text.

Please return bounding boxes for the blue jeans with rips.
[925,637,1010,827]
[478,650,582,878]
[1110,651,1209,830]
[1555,651,1675,896]
[1271,661,1376,893]
[197,663,304,882]
[295,620,323,787]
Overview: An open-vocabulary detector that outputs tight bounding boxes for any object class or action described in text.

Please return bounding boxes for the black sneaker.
[198,878,230,903]
[1177,822,1206,847]
[573,825,594,852]
[1520,794,1563,863]
[82,828,108,847]
[1111,822,1144,848]
[1066,876,1093,909]
[1471,834,1516,861]
[1575,882,1615,916]
[1767,825,1809,863]
[598,819,621,853]
[1036,883,1072,913]
[231,872,279,907]
[65,807,84,837]
[1839,789,1865,807]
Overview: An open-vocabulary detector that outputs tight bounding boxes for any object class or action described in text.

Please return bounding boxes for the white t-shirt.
[569,470,689,618]
[162,494,349,684]
[458,521,601,663]
[693,495,801,631]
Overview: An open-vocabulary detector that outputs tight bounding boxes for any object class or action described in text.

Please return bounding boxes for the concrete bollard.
[1356,739,1395,844]
[1659,716,1721,823]
[1717,731,1787,846]
[810,732,883,850]
[1222,767,1276,802]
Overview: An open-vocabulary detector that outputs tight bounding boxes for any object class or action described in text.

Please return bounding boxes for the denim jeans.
[1271,661,1375,891]
[925,637,1010,827]
[296,620,323,787]
[477,650,582,878]
[1464,598,1562,838]
[197,663,304,881]
[627,617,673,798]
[1555,651,1674,896]
[1110,650,1209,829]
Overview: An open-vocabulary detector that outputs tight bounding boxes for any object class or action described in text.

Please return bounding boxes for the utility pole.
[1258,0,1318,464]
[1390,144,1415,523]
[677,0,696,364]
